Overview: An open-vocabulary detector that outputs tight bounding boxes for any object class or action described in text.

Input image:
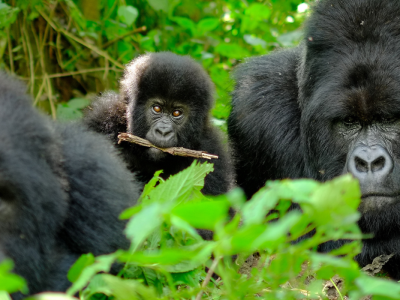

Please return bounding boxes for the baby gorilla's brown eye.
[153,105,161,113]
[172,110,182,117]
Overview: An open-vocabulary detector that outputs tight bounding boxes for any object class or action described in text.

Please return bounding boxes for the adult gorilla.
[84,52,234,196]
[228,0,400,278]
[0,72,140,298]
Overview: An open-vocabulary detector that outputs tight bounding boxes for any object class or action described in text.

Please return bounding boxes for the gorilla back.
[0,73,140,297]
[228,0,400,278]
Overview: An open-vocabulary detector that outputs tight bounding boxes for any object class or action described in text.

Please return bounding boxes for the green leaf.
[119,243,214,273]
[215,43,249,59]
[144,161,213,205]
[147,0,168,12]
[172,17,196,35]
[66,98,90,109]
[0,260,26,294]
[125,202,164,251]
[197,18,219,34]
[355,275,400,298]
[117,5,139,26]
[56,98,90,121]
[30,293,78,300]
[82,274,159,299]
[0,3,19,29]
[67,253,95,283]
[67,254,116,296]
[171,200,230,230]
[245,3,271,21]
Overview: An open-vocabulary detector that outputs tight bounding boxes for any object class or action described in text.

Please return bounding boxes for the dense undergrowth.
[0,0,309,123]
[2,162,400,300]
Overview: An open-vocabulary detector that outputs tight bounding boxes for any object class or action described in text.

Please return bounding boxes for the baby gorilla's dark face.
[144,98,188,161]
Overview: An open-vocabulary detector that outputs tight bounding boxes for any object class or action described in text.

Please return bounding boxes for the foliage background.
[1,0,311,123]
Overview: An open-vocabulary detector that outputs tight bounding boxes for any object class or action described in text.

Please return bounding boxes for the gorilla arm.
[84,91,127,143]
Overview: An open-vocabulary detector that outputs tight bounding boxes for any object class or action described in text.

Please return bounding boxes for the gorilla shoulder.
[228,48,304,197]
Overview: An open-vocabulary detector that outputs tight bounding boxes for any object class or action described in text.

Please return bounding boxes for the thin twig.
[38,10,125,69]
[33,79,46,106]
[102,26,147,48]
[6,27,14,74]
[118,133,219,160]
[45,75,56,120]
[195,257,222,300]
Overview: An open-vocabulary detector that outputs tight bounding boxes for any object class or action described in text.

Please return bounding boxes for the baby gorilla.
[84,52,234,195]
[0,73,141,299]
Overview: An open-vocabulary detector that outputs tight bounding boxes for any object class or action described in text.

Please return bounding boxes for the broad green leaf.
[197,18,219,34]
[66,98,90,109]
[117,5,139,26]
[31,293,77,300]
[355,275,400,298]
[245,4,271,21]
[147,0,168,12]
[56,104,83,121]
[0,292,11,300]
[242,188,279,225]
[170,215,203,241]
[172,17,196,35]
[67,254,116,296]
[215,43,249,59]
[125,202,164,251]
[119,243,214,273]
[171,200,230,230]
[67,253,95,283]
[83,274,159,299]
[0,260,26,294]
[0,3,19,28]
[144,161,213,205]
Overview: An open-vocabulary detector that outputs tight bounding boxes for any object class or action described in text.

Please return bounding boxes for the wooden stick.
[117,133,219,160]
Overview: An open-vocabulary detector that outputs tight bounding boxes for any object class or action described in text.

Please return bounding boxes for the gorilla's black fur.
[84,52,234,196]
[0,73,140,298]
[228,0,400,278]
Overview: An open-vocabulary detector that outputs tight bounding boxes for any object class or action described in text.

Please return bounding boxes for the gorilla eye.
[152,105,162,113]
[172,110,182,118]
[343,116,358,126]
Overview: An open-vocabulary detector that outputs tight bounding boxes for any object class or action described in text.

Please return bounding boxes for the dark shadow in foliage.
[0,72,141,299]
[228,0,400,279]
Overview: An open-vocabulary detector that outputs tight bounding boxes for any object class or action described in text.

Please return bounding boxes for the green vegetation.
[2,162,400,299]
[0,0,309,122]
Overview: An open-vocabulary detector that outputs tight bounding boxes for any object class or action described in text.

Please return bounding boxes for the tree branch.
[117,133,219,160]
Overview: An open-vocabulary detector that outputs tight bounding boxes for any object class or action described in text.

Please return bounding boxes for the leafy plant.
[0,162,387,299]
[1,0,312,124]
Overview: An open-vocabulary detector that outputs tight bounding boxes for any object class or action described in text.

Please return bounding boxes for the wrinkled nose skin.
[347,145,393,182]
[155,125,173,138]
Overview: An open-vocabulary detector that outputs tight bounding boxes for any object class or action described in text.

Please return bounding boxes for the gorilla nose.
[347,145,393,179]
[155,126,173,137]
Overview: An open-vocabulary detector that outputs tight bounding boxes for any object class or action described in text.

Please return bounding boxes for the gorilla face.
[144,98,188,161]
[302,59,400,217]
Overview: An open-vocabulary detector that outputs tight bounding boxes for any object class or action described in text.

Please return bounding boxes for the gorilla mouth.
[359,193,400,212]
[147,147,168,160]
